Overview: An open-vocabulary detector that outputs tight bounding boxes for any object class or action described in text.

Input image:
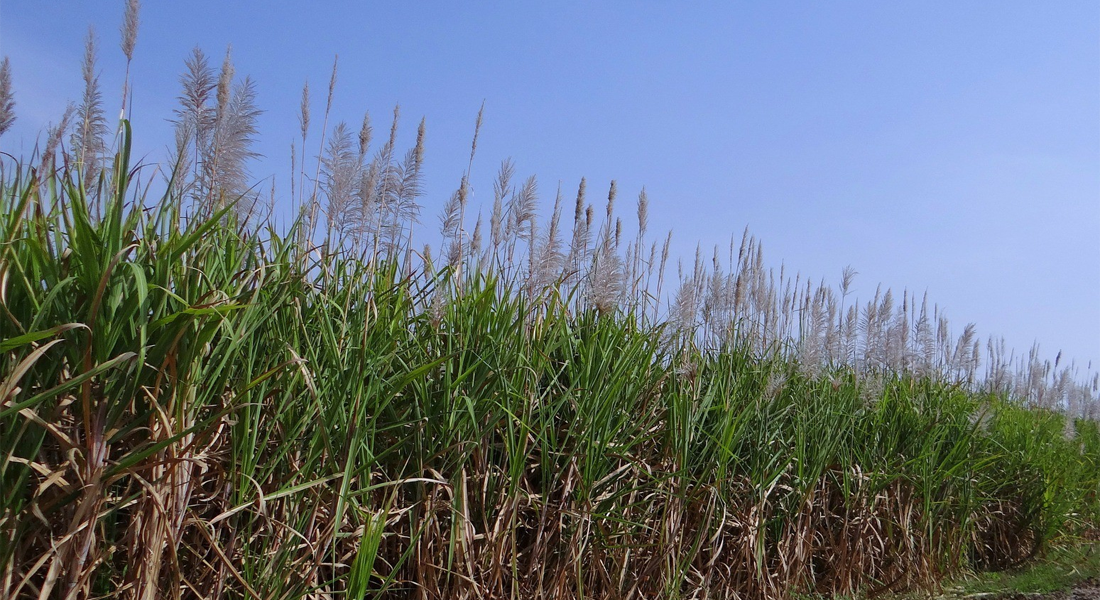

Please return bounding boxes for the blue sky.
[2,2,1098,367]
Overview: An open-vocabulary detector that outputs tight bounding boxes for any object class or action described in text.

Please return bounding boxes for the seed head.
[358,111,372,156]
[0,57,14,137]
[299,82,310,141]
[121,0,141,62]
[216,46,234,115]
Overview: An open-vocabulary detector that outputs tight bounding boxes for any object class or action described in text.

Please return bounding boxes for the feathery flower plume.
[536,184,564,287]
[471,213,483,257]
[121,0,140,61]
[72,27,107,189]
[655,230,672,319]
[212,76,261,214]
[326,56,338,113]
[606,180,617,218]
[469,101,484,165]
[422,243,433,274]
[489,159,513,257]
[197,45,235,208]
[526,218,539,296]
[840,265,856,296]
[510,175,538,242]
[0,57,15,137]
[295,81,310,213]
[358,111,372,157]
[216,47,234,116]
[379,113,425,256]
[42,104,76,171]
[384,104,400,152]
[172,47,214,201]
[564,178,588,278]
[413,117,425,166]
[363,105,399,255]
[321,121,359,243]
[174,48,214,131]
[453,104,483,271]
[630,188,650,296]
[396,118,426,238]
[439,187,464,240]
[590,217,623,314]
[299,82,311,142]
[119,0,140,114]
[306,57,339,240]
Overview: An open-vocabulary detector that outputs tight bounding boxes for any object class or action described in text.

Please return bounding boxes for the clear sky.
[2,2,1098,368]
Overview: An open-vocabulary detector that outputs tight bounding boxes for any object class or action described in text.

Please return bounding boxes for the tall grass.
[1,5,1099,599]
[1,125,1098,599]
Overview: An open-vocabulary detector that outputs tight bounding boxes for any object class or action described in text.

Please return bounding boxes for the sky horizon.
[2,2,1098,371]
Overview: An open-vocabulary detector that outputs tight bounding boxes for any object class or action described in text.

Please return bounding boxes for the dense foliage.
[1,128,1098,599]
[1,3,1098,596]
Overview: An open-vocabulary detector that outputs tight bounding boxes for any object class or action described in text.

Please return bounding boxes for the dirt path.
[1052,580,1099,600]
[964,579,1100,600]
[1065,581,1100,600]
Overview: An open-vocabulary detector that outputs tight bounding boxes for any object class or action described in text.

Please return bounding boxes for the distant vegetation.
[1,3,1098,599]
